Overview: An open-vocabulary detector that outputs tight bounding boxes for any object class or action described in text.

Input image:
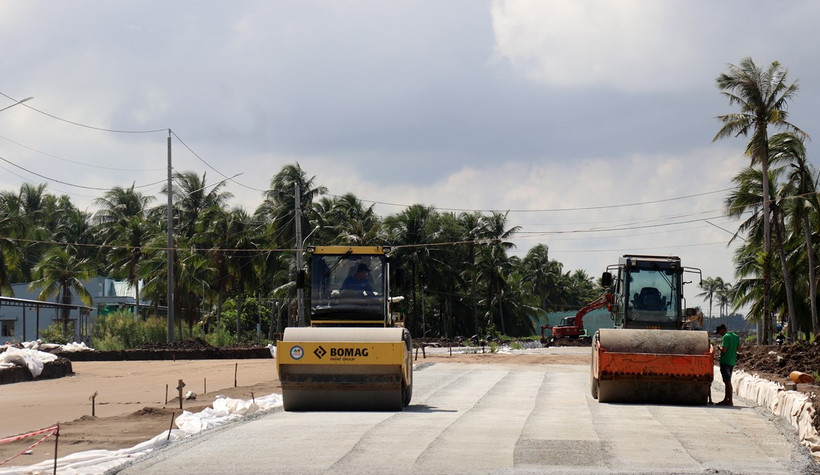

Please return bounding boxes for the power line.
[0,134,165,172]
[0,154,166,191]
[170,130,264,192]
[0,91,166,134]
[323,187,735,214]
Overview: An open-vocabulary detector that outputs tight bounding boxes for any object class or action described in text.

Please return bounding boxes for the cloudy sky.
[2,1,819,310]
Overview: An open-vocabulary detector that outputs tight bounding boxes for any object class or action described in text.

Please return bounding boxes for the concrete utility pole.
[167,130,175,344]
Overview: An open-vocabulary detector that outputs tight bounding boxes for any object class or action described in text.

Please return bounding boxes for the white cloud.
[490,0,706,93]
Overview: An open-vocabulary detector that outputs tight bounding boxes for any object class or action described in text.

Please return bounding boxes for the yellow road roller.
[590,255,714,405]
[277,246,412,411]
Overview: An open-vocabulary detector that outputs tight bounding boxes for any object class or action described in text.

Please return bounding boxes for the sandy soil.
[0,359,279,468]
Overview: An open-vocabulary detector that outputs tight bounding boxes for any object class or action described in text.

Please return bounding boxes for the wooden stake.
[204,377,207,394]
[52,423,59,475]
[234,363,238,387]
[89,391,98,417]
[177,379,185,410]
[167,412,176,441]
[165,384,168,406]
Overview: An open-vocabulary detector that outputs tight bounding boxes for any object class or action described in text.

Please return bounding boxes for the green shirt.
[720,331,740,366]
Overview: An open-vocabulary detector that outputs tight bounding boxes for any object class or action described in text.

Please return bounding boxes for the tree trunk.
[498,286,505,335]
[134,282,140,321]
[760,130,773,345]
[217,285,224,329]
[774,209,797,342]
[804,214,819,337]
[236,293,243,341]
[61,285,71,341]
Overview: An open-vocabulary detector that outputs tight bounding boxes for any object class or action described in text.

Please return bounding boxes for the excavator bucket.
[592,329,713,405]
[277,327,413,411]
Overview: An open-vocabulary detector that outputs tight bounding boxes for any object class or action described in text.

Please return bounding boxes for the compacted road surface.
[118,348,816,474]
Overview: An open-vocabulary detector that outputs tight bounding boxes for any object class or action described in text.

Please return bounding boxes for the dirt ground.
[733,342,820,430]
[0,359,279,468]
[0,342,815,469]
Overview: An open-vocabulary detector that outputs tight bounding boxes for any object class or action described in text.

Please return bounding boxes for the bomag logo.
[327,347,369,361]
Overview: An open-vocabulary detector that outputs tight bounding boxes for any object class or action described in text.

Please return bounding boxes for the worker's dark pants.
[719,363,734,383]
[719,363,734,403]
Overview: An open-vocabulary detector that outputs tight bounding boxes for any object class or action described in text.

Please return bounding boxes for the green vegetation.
[91,311,167,350]
[40,322,72,345]
[0,165,600,348]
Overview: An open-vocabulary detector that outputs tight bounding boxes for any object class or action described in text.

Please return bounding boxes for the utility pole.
[167,130,175,344]
[295,183,305,327]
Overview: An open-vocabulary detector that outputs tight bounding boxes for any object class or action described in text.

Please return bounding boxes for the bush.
[92,311,166,349]
[40,322,71,345]
[204,325,236,347]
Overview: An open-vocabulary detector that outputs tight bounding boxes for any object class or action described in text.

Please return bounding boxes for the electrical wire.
[0,134,165,172]
[0,92,166,134]
[322,187,735,214]
[0,154,166,191]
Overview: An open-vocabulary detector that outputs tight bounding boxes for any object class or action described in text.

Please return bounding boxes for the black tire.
[402,377,413,407]
[591,376,598,399]
[403,329,413,407]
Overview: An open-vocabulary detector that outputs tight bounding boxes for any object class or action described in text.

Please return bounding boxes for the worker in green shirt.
[715,324,740,406]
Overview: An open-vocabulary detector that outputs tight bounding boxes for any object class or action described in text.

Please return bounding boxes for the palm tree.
[7,183,51,282]
[698,277,724,331]
[724,163,782,341]
[521,244,569,312]
[325,193,381,244]
[29,247,94,340]
[94,185,157,320]
[256,163,327,249]
[716,282,733,325]
[0,206,21,295]
[474,212,520,335]
[167,171,233,239]
[383,204,439,335]
[714,57,805,343]
[457,212,483,336]
[771,132,819,337]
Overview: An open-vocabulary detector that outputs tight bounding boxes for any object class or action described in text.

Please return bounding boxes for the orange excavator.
[540,293,611,346]
[590,255,714,405]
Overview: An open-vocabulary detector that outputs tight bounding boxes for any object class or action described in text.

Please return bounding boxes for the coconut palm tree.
[457,212,484,336]
[714,57,806,343]
[29,247,94,340]
[697,277,723,331]
[770,132,820,337]
[256,163,327,249]
[94,185,157,320]
[0,205,22,295]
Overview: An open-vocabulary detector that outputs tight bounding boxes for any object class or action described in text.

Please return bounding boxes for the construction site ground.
[0,339,818,471]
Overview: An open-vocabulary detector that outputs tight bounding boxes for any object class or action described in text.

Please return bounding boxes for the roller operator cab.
[276,246,413,411]
[590,255,714,405]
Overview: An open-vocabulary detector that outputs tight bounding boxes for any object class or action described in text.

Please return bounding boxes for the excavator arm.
[574,292,612,331]
[541,292,612,344]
